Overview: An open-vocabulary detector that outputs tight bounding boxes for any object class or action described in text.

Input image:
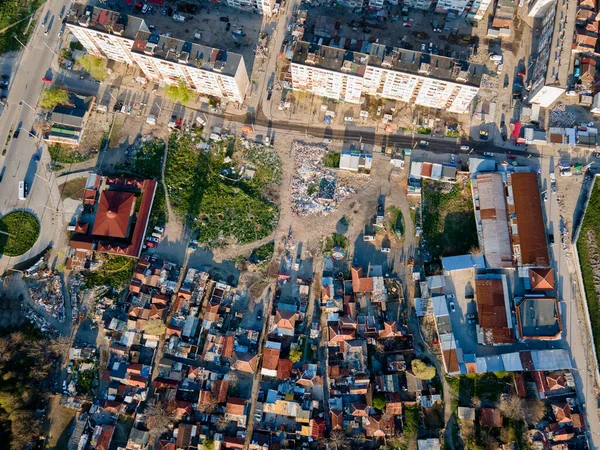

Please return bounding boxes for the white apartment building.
[404,0,434,10]
[435,0,471,14]
[225,0,276,15]
[290,42,481,114]
[66,4,249,102]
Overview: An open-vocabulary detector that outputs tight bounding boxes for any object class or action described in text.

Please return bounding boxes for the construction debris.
[291,141,370,216]
[27,270,66,323]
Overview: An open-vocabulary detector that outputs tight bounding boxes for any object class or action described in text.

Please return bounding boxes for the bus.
[18,181,27,200]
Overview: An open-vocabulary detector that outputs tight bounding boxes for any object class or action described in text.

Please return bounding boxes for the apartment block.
[435,0,471,14]
[67,4,249,102]
[405,0,435,9]
[224,0,276,15]
[290,42,481,114]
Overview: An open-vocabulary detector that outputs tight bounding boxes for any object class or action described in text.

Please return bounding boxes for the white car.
[483,152,494,157]
[154,226,165,234]
[376,106,382,116]
[460,145,470,151]
[265,136,270,146]
[489,54,503,62]
[419,140,429,146]
[142,4,149,13]
[381,247,391,253]
[344,116,354,122]
[449,301,456,312]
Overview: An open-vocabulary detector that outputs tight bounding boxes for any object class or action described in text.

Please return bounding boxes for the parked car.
[451,154,456,163]
[459,145,470,151]
[219,16,229,22]
[483,152,494,157]
[13,129,19,138]
[154,226,165,234]
[146,241,157,248]
[466,313,476,320]
[226,22,231,31]
[381,247,391,253]
[449,301,456,312]
[419,140,429,146]
[146,236,159,243]
[468,318,477,324]
[142,4,149,13]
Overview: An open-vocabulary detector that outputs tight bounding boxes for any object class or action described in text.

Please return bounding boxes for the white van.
[18,181,27,200]
[196,116,207,126]
[146,114,157,125]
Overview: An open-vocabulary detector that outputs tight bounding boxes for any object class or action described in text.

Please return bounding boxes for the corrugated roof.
[510,172,549,267]
[517,297,562,339]
[442,254,486,271]
[476,173,513,268]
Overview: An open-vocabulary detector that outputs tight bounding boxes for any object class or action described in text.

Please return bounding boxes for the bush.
[39,88,69,109]
[70,41,84,51]
[83,255,135,290]
[289,346,302,363]
[416,127,432,135]
[322,152,340,168]
[165,80,194,104]
[373,392,386,410]
[77,54,107,81]
[48,143,91,165]
[249,241,274,264]
[0,211,40,256]
[411,359,436,380]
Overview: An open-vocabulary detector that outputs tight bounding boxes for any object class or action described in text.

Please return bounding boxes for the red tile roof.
[92,190,135,238]
[277,359,293,379]
[529,268,555,291]
[510,172,549,267]
[262,347,280,371]
[96,425,115,450]
[475,278,512,344]
[226,397,246,416]
[480,408,502,427]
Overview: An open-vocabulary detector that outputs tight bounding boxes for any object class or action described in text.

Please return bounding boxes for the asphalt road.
[0,0,73,274]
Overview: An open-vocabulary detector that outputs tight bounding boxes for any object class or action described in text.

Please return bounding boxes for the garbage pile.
[28,272,66,323]
[291,141,358,216]
[23,306,59,337]
[69,274,84,307]
[549,103,577,128]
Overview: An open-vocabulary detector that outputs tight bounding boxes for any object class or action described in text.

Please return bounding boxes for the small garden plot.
[421,180,478,261]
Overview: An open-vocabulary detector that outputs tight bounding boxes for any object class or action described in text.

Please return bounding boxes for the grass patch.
[131,138,165,180]
[83,255,135,291]
[148,183,168,230]
[249,241,275,264]
[322,152,340,168]
[166,134,279,246]
[416,127,432,135]
[0,0,44,55]
[59,177,86,200]
[48,143,92,165]
[447,373,510,407]
[446,130,460,138]
[77,54,107,81]
[577,179,600,365]
[422,180,478,260]
[195,182,278,247]
[388,205,404,236]
[242,144,282,188]
[0,211,40,256]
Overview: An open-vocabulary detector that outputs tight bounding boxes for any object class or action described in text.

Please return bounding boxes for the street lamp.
[13,34,28,51]
[42,41,58,57]
[19,100,36,113]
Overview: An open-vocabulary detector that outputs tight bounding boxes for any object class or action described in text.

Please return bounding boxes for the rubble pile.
[549,103,577,128]
[24,306,59,337]
[28,272,66,322]
[291,141,358,216]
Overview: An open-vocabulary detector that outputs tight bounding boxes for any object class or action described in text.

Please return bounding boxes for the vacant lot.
[577,179,600,365]
[59,177,86,200]
[421,180,478,261]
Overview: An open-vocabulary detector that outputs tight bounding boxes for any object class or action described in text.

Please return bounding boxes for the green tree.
[203,439,215,450]
[289,346,302,363]
[39,88,69,109]
[165,80,194,104]
[77,54,107,80]
[411,359,436,380]
[373,392,386,411]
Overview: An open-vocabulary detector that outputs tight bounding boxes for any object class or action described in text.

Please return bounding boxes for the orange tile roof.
[529,268,555,290]
[92,190,135,238]
[262,347,280,371]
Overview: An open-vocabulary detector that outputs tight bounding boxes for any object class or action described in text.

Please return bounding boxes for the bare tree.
[499,395,523,421]
[145,400,174,446]
[197,395,218,414]
[327,430,349,450]
[215,415,230,431]
[522,399,546,425]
